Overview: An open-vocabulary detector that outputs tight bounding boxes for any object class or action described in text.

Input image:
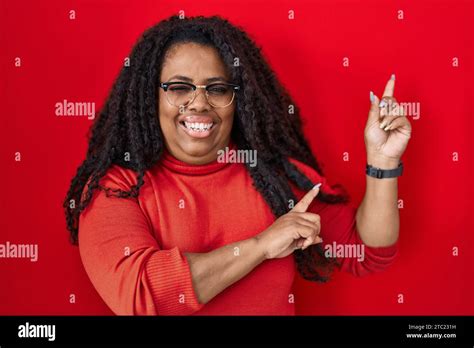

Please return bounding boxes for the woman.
[64,15,411,315]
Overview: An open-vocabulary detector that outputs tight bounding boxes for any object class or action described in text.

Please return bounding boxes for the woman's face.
[158,42,235,165]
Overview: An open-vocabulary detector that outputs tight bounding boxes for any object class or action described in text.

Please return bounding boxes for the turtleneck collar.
[160,140,237,175]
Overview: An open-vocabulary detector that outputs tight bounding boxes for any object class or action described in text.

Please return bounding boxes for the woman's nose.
[188,89,211,111]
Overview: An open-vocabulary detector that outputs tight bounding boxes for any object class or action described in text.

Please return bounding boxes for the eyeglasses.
[159,81,240,108]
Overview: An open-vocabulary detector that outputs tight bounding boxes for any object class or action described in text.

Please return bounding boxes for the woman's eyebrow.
[167,75,193,82]
[167,75,228,83]
[206,77,228,83]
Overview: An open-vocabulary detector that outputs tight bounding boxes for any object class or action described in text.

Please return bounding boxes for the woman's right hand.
[255,185,323,259]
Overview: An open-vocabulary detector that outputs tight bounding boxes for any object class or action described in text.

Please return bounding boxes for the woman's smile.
[177,114,218,139]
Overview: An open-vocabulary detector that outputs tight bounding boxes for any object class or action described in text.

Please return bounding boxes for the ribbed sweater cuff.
[145,247,204,315]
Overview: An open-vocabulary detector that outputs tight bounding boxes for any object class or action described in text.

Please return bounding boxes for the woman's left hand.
[364,75,412,166]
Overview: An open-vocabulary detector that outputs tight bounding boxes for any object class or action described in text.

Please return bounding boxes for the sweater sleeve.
[289,158,398,277]
[78,165,204,315]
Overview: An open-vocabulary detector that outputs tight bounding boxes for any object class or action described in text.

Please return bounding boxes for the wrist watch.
[366,161,403,179]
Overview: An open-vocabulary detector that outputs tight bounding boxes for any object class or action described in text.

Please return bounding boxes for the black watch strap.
[366,161,403,179]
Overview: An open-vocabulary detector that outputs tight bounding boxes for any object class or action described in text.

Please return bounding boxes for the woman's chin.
[176,141,220,163]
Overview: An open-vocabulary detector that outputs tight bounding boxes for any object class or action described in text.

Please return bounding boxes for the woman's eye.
[170,85,192,93]
[208,85,229,95]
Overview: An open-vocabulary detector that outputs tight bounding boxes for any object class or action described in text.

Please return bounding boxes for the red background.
[1,0,472,315]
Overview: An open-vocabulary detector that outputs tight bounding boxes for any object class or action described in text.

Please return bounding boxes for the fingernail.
[391,74,396,80]
[370,91,375,104]
[379,122,387,129]
[312,183,322,190]
[384,125,391,131]
[379,100,387,108]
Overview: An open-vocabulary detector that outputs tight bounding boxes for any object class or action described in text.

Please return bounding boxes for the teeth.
[184,121,213,132]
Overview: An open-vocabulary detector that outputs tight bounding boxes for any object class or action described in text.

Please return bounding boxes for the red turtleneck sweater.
[78,146,398,315]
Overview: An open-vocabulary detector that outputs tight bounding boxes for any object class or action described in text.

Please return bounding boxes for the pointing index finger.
[291,183,322,213]
[382,74,396,97]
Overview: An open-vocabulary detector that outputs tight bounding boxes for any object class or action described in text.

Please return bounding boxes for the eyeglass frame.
[159,81,241,108]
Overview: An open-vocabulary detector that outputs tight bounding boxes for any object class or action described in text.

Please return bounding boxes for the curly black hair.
[64,14,350,282]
